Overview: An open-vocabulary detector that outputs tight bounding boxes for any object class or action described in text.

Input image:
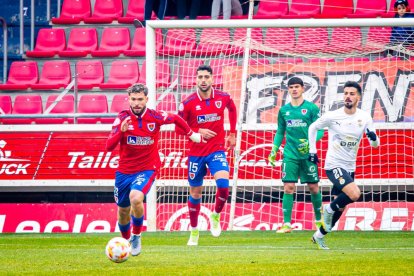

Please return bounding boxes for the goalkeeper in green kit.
[268,77,325,233]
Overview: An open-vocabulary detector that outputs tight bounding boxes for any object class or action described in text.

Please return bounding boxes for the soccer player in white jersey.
[307,81,380,249]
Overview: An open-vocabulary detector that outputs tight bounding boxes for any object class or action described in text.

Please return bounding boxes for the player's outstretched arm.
[161,111,205,143]
[106,116,131,151]
[366,128,380,148]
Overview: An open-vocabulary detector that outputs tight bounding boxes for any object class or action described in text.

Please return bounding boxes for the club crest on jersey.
[301,109,308,115]
[215,101,222,108]
[189,172,195,180]
[147,123,156,132]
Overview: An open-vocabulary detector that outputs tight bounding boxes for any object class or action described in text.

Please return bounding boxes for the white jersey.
[308,107,379,172]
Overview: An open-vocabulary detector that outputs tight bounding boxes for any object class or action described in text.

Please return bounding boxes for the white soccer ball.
[105,237,131,263]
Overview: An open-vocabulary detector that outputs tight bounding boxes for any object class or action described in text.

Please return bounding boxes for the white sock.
[325,204,334,214]
[315,229,325,238]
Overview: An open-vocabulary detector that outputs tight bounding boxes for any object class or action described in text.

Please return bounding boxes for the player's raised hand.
[268,146,279,167]
[121,116,131,132]
[366,128,377,141]
[226,133,236,151]
[199,128,217,140]
[308,153,319,164]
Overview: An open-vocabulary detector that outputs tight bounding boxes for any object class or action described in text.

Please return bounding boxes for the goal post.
[145,18,414,232]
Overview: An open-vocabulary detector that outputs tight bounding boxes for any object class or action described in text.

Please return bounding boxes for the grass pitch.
[0,231,413,275]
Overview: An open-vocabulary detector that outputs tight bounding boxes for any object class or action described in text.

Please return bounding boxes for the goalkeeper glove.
[366,128,377,142]
[308,153,319,164]
[268,146,279,167]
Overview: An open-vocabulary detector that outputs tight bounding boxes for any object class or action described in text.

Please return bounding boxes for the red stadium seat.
[26,28,66,58]
[124,28,163,57]
[325,27,362,54]
[100,60,139,90]
[84,0,123,23]
[282,0,321,18]
[231,28,263,53]
[59,28,98,57]
[77,94,108,124]
[118,0,145,22]
[254,0,289,19]
[0,61,38,90]
[260,28,295,54]
[2,94,43,124]
[362,27,392,52]
[294,28,328,54]
[139,60,171,88]
[36,94,75,124]
[0,95,12,115]
[209,59,238,89]
[91,27,130,57]
[192,28,231,56]
[315,0,354,18]
[161,29,197,56]
[176,59,205,89]
[31,60,71,90]
[348,0,387,18]
[156,93,177,112]
[76,60,104,89]
[110,94,129,113]
[51,0,91,24]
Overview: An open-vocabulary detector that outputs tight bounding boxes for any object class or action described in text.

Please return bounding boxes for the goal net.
[145,18,414,232]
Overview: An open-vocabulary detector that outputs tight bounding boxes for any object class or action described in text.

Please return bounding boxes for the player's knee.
[216,178,229,189]
[284,183,295,194]
[190,187,203,199]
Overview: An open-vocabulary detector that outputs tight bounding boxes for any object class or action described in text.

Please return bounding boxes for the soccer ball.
[105,237,131,263]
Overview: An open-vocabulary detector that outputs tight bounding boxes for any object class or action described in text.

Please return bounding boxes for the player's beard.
[131,106,145,116]
[198,84,211,93]
[344,101,354,109]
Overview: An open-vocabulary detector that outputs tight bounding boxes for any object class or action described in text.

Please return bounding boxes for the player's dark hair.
[197,64,213,75]
[287,77,304,87]
[127,83,148,96]
[344,81,362,95]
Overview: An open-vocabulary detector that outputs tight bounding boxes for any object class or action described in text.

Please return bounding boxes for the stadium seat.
[77,94,108,124]
[100,94,130,124]
[348,0,387,18]
[0,95,12,116]
[59,28,98,57]
[156,93,177,112]
[139,60,171,88]
[315,0,354,18]
[117,0,145,22]
[161,29,197,56]
[282,0,321,18]
[76,60,104,89]
[294,28,328,54]
[83,0,123,23]
[2,94,43,124]
[0,61,38,90]
[209,59,238,89]
[36,94,75,124]
[231,28,263,53]
[260,28,295,54]
[325,27,362,54]
[253,0,289,19]
[192,28,231,56]
[51,0,91,24]
[124,28,163,57]
[362,27,392,52]
[26,28,66,58]
[99,60,139,90]
[31,60,71,90]
[176,59,205,88]
[91,27,130,57]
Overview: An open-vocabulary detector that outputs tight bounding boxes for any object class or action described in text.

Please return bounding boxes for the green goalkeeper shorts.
[281,157,319,184]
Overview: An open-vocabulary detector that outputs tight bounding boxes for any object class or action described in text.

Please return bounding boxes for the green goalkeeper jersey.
[273,100,322,160]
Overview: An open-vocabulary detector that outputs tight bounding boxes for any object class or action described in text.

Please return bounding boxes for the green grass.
[0,231,413,275]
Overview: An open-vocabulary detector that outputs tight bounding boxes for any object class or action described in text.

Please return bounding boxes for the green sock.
[311,192,322,221]
[282,193,294,224]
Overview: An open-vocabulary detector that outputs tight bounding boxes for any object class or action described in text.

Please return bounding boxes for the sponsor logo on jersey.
[197,113,221,124]
[127,136,154,145]
[285,111,290,116]
[147,123,156,132]
[215,101,222,108]
[286,119,307,127]
[301,109,308,115]
[196,105,201,110]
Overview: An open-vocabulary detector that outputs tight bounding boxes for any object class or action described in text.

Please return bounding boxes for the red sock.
[132,225,142,235]
[188,200,200,228]
[121,230,131,240]
[215,188,229,213]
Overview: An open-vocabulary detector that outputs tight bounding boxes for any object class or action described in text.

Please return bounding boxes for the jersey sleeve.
[226,97,237,133]
[160,110,193,136]
[176,102,195,135]
[308,113,330,153]
[106,112,129,151]
[272,108,286,149]
[365,116,380,148]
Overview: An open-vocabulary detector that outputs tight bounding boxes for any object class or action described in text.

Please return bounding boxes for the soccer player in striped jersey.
[268,76,324,233]
[308,81,380,249]
[106,83,203,256]
[177,65,237,246]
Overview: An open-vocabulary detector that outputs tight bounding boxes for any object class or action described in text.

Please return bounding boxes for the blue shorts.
[114,170,157,208]
[188,151,229,187]
[326,168,355,196]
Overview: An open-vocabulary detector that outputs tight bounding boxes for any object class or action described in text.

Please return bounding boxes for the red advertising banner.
[0,202,413,233]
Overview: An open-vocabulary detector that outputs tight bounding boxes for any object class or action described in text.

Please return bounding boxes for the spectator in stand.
[388,0,414,57]
[211,0,243,19]
[176,0,202,19]
[144,0,167,26]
